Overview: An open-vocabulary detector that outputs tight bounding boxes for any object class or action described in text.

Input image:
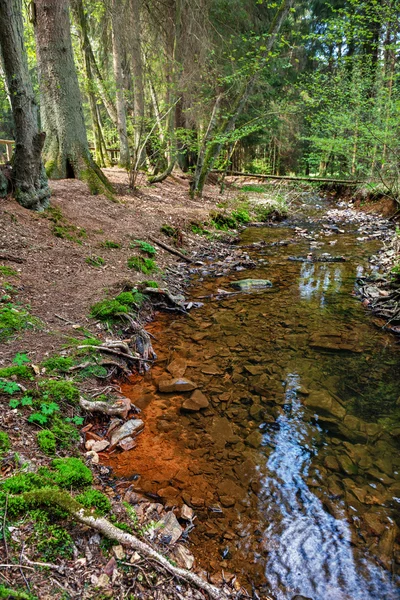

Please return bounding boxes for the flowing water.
[108,196,400,600]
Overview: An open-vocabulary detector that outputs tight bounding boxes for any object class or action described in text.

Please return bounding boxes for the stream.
[109,195,400,599]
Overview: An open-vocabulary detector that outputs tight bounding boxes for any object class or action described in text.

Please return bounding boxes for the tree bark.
[34,0,112,196]
[0,0,51,210]
[129,0,146,164]
[111,0,130,168]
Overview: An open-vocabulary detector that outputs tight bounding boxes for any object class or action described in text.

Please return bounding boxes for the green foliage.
[101,240,121,249]
[115,290,146,307]
[0,379,20,395]
[231,208,251,223]
[76,364,108,380]
[390,263,400,280]
[0,265,18,277]
[13,353,30,366]
[37,430,56,455]
[51,457,92,488]
[210,211,238,230]
[0,585,36,599]
[90,298,130,320]
[127,256,157,274]
[143,280,159,288]
[39,379,79,404]
[42,356,74,373]
[160,224,176,237]
[9,395,33,409]
[52,224,87,243]
[76,489,111,515]
[240,184,269,193]
[0,431,10,453]
[1,472,51,495]
[131,240,156,256]
[85,255,105,267]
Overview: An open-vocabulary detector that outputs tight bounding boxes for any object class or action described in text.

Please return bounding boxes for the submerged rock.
[304,390,346,420]
[158,378,197,393]
[229,278,272,291]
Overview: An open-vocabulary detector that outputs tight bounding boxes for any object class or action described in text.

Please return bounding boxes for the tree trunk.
[0,0,50,210]
[34,0,111,196]
[111,0,130,168]
[71,0,109,168]
[129,0,146,164]
[191,0,294,197]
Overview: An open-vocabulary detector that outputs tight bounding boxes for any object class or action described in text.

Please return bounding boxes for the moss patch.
[127,256,157,274]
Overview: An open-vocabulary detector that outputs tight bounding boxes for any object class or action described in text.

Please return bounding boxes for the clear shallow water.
[110,198,400,599]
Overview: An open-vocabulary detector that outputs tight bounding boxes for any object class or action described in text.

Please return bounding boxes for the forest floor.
[0,169,399,600]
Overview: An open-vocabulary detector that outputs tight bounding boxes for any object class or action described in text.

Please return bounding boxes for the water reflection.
[260,374,399,600]
[298,263,343,305]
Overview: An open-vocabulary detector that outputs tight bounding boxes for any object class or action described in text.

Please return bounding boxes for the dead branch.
[149,236,192,263]
[20,489,229,600]
[77,345,153,363]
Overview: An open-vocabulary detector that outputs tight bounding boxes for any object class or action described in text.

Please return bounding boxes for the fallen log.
[211,169,365,185]
[79,396,132,417]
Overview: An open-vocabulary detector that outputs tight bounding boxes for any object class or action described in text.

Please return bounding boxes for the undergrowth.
[127,256,157,274]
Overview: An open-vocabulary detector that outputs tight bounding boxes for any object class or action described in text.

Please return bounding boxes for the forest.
[0,0,399,206]
[1,1,400,600]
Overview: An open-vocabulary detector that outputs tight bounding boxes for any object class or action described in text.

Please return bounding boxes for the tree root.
[79,396,133,417]
[19,489,230,600]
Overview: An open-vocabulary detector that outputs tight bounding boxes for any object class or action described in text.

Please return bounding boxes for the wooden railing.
[0,139,14,163]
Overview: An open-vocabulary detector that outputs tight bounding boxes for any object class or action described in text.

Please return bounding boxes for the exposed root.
[79,395,133,417]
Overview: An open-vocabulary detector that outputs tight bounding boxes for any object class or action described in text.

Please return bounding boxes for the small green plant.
[391,263,400,279]
[143,280,159,288]
[0,431,10,453]
[51,417,80,448]
[131,240,156,256]
[127,256,157,274]
[37,430,57,455]
[0,584,36,599]
[51,457,93,488]
[0,365,33,379]
[85,255,105,268]
[190,222,208,235]
[160,224,183,246]
[231,208,251,223]
[52,224,87,243]
[35,522,74,560]
[0,265,18,277]
[13,353,29,366]
[101,240,121,249]
[76,364,108,380]
[0,379,20,395]
[90,298,130,320]
[9,394,33,409]
[76,489,111,515]
[240,184,269,193]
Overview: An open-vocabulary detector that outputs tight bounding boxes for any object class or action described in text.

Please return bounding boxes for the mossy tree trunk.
[34,0,112,195]
[0,0,50,210]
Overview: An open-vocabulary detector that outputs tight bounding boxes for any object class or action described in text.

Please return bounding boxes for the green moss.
[160,224,177,237]
[52,224,87,243]
[0,265,18,277]
[0,431,10,453]
[90,298,130,320]
[143,280,159,288]
[45,160,56,178]
[115,290,146,307]
[85,255,105,267]
[0,585,37,599]
[130,240,156,256]
[37,430,57,455]
[76,364,108,380]
[127,256,157,274]
[0,304,39,341]
[0,365,33,379]
[42,356,74,373]
[101,240,121,249]
[231,208,251,223]
[1,472,51,495]
[36,523,74,560]
[39,379,79,404]
[51,417,80,448]
[76,488,111,515]
[51,457,92,488]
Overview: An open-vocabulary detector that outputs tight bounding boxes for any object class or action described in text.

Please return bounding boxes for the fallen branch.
[19,490,229,600]
[149,236,192,263]
[77,345,153,363]
[79,396,132,417]
[21,554,63,572]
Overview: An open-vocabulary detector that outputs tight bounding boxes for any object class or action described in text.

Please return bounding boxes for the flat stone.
[158,378,197,393]
[337,454,358,475]
[156,511,183,544]
[218,479,245,500]
[110,419,144,447]
[91,440,110,453]
[181,389,209,412]
[167,358,187,378]
[118,436,137,451]
[324,455,340,471]
[112,545,125,560]
[229,278,272,291]
[234,458,256,484]
[309,331,361,353]
[219,495,235,508]
[304,390,346,420]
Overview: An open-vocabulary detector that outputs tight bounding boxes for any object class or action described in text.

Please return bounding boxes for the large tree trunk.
[34,0,112,195]
[111,0,130,168]
[0,0,50,210]
[129,0,146,165]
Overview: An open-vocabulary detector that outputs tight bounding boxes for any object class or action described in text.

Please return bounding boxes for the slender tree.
[33,0,111,194]
[0,0,50,209]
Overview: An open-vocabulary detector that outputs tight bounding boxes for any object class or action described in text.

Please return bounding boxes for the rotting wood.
[79,395,132,417]
[149,236,193,263]
[211,169,365,185]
